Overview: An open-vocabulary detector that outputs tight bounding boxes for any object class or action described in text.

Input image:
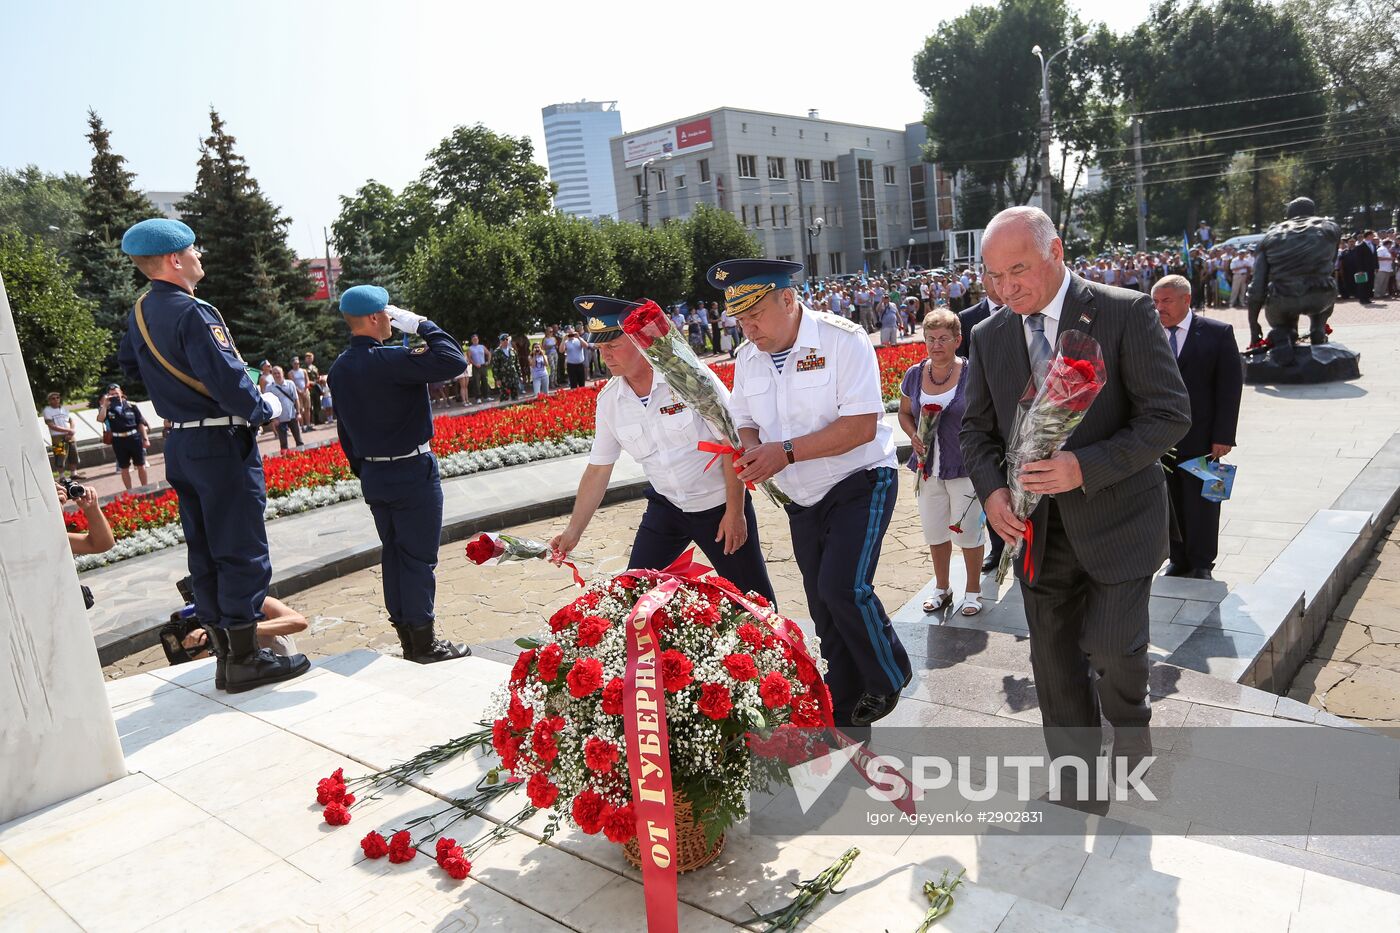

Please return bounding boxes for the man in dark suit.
[961,207,1191,800]
[1152,275,1243,581]
[1351,232,1380,303]
[958,277,1005,574]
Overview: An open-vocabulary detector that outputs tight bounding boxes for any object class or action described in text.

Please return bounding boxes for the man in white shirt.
[1377,238,1394,300]
[1229,251,1251,308]
[42,391,81,480]
[714,258,910,727]
[549,296,775,604]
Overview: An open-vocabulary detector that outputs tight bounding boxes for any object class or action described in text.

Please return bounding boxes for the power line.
[1053,87,1329,131]
[1099,124,1394,175]
[1134,140,1398,188]
[1090,110,1369,155]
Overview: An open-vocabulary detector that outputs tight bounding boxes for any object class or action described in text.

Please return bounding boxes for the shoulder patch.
[819,311,862,334]
[208,323,233,350]
[411,346,428,355]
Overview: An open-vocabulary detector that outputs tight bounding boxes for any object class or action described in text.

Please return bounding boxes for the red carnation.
[465,532,505,565]
[737,623,764,650]
[388,830,416,863]
[603,803,637,844]
[708,576,741,597]
[723,653,759,681]
[435,837,458,859]
[584,736,620,773]
[567,656,604,697]
[316,781,344,806]
[537,643,564,682]
[323,802,351,826]
[1043,358,1103,412]
[507,693,533,732]
[922,403,943,416]
[441,855,471,880]
[790,692,824,727]
[660,650,694,693]
[748,593,771,609]
[697,682,734,720]
[689,603,721,627]
[601,677,625,715]
[759,671,793,708]
[531,727,560,764]
[651,608,675,631]
[548,604,582,633]
[576,615,610,648]
[620,300,669,350]
[572,788,608,834]
[510,648,536,684]
[615,575,638,590]
[527,771,559,808]
[360,831,389,859]
[575,591,602,611]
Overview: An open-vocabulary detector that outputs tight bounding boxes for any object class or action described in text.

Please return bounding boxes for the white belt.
[364,442,431,462]
[110,430,139,438]
[168,416,249,429]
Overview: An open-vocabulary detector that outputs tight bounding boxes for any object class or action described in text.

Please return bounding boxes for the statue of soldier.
[1246,197,1341,365]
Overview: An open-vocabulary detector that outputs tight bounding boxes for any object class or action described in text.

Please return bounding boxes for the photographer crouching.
[160,576,308,667]
[59,479,113,610]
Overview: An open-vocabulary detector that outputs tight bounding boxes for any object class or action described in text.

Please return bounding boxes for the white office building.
[542,101,622,220]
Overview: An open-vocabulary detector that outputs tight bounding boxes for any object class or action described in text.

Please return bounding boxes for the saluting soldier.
[118,218,309,693]
[714,259,911,728]
[328,285,471,664]
[548,297,776,604]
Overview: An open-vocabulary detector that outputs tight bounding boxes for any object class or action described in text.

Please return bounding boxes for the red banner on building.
[675,117,712,151]
[308,267,329,301]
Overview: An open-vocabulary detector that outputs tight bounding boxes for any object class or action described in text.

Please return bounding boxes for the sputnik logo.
[787,742,865,814]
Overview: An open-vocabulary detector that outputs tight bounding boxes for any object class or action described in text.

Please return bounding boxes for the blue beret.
[707,259,803,315]
[121,219,196,257]
[574,295,642,344]
[339,284,389,316]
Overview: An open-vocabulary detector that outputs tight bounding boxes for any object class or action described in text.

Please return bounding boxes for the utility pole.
[794,165,807,276]
[323,226,338,300]
[641,163,651,229]
[1038,78,1053,218]
[1132,118,1148,250]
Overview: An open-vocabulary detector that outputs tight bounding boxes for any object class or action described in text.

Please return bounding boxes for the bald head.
[981,206,1066,316]
[983,206,1058,260]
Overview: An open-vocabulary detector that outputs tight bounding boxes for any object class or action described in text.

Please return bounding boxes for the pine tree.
[240,251,314,367]
[177,110,314,344]
[337,226,402,298]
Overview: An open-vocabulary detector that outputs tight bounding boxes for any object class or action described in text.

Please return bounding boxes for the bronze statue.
[1246,197,1341,365]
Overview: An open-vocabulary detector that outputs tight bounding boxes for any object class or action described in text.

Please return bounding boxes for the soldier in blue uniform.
[328,285,471,664]
[118,218,309,693]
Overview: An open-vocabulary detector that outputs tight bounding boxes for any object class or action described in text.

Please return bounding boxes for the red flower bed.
[72,344,923,541]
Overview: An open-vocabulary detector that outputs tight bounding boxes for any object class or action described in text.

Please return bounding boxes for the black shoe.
[223,622,310,694]
[1162,563,1192,577]
[981,554,998,574]
[1186,569,1214,580]
[394,623,471,664]
[201,623,229,691]
[849,669,913,727]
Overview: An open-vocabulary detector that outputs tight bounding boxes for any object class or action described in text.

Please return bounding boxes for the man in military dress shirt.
[716,259,911,727]
[328,285,471,664]
[118,218,309,693]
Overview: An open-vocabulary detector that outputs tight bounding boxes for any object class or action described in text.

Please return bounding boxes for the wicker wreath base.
[622,798,725,873]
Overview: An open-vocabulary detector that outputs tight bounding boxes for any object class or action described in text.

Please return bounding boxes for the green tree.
[337,226,403,297]
[330,180,434,273]
[239,251,316,367]
[601,221,693,307]
[680,204,761,302]
[0,232,110,404]
[405,210,539,341]
[419,124,556,226]
[177,110,315,339]
[0,166,86,257]
[522,212,619,324]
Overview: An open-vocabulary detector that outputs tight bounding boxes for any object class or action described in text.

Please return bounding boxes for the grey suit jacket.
[959,274,1191,584]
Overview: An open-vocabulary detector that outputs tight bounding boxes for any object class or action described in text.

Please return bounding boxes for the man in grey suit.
[960,207,1190,801]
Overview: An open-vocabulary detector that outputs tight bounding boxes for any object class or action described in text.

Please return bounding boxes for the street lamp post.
[1032,33,1089,221]
[640,153,672,228]
[806,217,824,276]
[907,237,916,269]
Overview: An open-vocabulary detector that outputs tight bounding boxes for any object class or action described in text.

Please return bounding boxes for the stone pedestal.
[0,273,125,824]
[1244,342,1362,385]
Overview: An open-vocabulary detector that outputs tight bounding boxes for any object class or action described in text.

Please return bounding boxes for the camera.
[60,478,87,500]
[160,577,201,665]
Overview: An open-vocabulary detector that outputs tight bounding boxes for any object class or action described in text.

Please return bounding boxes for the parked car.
[1219,233,1266,251]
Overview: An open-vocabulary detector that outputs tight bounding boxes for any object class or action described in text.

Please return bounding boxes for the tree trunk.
[1061,160,1084,239]
[1251,160,1262,233]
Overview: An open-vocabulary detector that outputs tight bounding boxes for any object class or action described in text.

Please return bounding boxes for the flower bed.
[72,342,926,569]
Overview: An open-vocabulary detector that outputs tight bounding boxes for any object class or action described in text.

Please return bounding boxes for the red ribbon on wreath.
[695,440,756,491]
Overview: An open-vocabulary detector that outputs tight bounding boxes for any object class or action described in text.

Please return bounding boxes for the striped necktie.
[1169,325,1180,356]
[1026,313,1052,373]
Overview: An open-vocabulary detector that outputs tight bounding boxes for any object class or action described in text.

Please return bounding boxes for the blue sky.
[2,0,1155,258]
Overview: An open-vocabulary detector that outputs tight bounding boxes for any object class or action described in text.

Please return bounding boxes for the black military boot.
[201,623,229,691]
[223,622,310,693]
[393,622,471,664]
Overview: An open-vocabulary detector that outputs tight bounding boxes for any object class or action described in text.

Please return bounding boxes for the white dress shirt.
[728,306,898,507]
[1023,268,1072,355]
[589,368,730,512]
[1163,309,1193,358]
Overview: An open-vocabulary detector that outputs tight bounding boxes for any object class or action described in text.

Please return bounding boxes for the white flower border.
[75,435,595,572]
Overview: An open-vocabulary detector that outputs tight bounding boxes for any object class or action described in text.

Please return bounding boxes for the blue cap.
[339,284,389,316]
[574,295,642,344]
[706,259,803,315]
[121,218,196,256]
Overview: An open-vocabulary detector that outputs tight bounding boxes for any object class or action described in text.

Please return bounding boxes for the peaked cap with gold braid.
[705,259,804,316]
[572,295,643,343]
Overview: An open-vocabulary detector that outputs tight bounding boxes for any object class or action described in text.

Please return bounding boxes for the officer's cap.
[574,295,642,344]
[339,284,389,316]
[498,332,511,342]
[121,219,196,257]
[706,259,803,316]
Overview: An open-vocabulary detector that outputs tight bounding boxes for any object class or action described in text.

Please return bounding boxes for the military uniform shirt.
[728,305,897,507]
[117,280,273,425]
[589,369,729,512]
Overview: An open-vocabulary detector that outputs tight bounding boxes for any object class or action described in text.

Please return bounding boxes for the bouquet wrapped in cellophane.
[911,402,943,495]
[996,331,1106,585]
[621,300,789,507]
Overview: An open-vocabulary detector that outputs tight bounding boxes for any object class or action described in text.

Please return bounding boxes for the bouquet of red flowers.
[621,300,789,508]
[996,331,1106,584]
[486,561,831,848]
[467,531,584,586]
[912,403,943,494]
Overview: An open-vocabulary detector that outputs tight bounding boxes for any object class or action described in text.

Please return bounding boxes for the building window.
[770,205,778,226]
[737,155,757,178]
[741,205,748,226]
[824,132,829,141]
[883,165,897,185]
[771,125,777,136]
[698,158,711,183]
[796,158,812,181]
[654,171,667,193]
[909,164,928,231]
[676,174,686,189]
[858,158,878,252]
[865,137,871,147]
[776,254,793,262]
[820,160,837,182]
[799,129,804,139]
[742,122,748,133]
[767,156,785,180]
[754,204,761,227]
[829,252,844,274]
[782,204,789,227]
[634,175,643,197]
[807,205,815,225]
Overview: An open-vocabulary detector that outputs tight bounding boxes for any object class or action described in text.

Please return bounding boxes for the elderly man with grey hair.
[960,206,1190,810]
